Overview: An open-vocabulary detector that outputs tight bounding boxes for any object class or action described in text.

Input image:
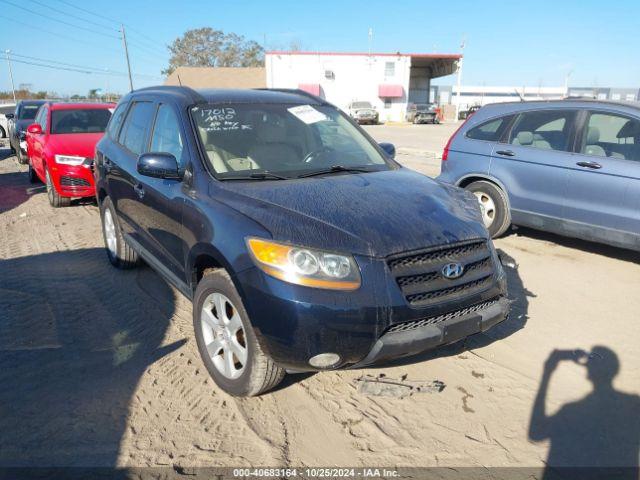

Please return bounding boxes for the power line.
[7,55,163,80]
[0,0,120,40]
[54,0,168,56]
[28,0,118,33]
[0,14,122,55]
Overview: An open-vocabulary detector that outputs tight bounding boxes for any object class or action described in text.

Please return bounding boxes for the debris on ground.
[354,373,446,398]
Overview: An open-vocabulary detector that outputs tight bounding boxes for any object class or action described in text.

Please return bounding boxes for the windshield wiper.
[220,172,290,181]
[297,165,375,178]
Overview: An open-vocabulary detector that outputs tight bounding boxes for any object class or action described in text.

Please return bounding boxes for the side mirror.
[379,142,396,159]
[27,123,42,135]
[5,113,14,120]
[137,152,181,180]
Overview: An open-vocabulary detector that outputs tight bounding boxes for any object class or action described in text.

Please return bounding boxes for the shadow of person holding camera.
[529,347,640,479]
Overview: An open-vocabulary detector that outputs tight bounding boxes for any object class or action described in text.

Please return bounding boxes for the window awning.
[298,83,321,96]
[378,84,404,98]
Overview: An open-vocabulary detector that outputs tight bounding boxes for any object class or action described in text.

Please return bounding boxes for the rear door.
[489,108,579,228]
[563,109,640,245]
[107,100,156,246]
[29,105,48,177]
[138,102,189,280]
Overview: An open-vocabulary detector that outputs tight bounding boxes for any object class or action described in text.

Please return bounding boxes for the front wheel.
[17,148,28,165]
[465,180,511,238]
[193,269,285,397]
[45,167,70,207]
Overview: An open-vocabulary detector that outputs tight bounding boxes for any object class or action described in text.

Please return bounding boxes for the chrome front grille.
[388,239,495,307]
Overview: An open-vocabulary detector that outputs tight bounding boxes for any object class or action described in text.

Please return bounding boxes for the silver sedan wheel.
[474,191,496,229]
[201,292,247,379]
[103,209,117,257]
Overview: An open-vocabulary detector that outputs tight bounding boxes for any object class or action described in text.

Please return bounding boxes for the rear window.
[51,109,112,134]
[466,117,509,142]
[19,105,41,120]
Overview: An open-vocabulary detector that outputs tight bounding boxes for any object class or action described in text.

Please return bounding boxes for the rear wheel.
[100,196,139,269]
[28,161,38,183]
[193,269,285,397]
[45,167,70,207]
[465,180,510,238]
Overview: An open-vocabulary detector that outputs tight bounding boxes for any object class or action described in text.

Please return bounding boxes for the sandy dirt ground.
[1,131,639,471]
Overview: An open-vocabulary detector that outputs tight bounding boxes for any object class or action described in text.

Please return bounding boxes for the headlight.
[246,237,361,290]
[54,154,85,166]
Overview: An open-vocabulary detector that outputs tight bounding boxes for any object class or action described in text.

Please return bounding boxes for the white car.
[0,103,16,139]
[347,101,379,125]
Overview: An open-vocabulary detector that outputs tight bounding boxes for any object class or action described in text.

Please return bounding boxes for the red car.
[26,102,113,207]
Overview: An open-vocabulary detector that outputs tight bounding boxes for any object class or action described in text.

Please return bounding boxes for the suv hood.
[47,133,104,158]
[215,169,488,258]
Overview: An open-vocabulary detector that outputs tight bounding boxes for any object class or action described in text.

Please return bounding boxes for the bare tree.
[163,27,264,75]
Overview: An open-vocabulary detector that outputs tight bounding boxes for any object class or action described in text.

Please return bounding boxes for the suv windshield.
[351,102,372,109]
[192,103,392,179]
[416,104,434,111]
[51,109,112,134]
[19,105,41,120]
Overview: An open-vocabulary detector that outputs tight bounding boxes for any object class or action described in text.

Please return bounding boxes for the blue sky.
[1,0,639,96]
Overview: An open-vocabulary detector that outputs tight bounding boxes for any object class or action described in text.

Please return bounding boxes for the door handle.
[133,183,145,199]
[576,161,602,170]
[495,150,515,157]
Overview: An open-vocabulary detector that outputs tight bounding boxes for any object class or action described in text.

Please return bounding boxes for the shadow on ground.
[530,347,640,479]
[508,226,638,263]
[0,248,185,466]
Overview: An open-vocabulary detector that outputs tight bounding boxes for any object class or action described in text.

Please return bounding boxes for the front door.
[563,110,640,244]
[489,108,579,230]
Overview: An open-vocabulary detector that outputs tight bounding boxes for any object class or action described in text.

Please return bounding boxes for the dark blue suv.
[95,86,509,396]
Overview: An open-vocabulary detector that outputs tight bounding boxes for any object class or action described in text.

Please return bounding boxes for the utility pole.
[4,50,16,103]
[454,38,465,122]
[120,24,134,91]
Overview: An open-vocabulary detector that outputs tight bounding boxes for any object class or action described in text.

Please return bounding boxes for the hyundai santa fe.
[437,100,640,251]
[95,86,509,396]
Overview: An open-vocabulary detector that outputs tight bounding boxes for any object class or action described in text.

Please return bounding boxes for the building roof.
[266,51,461,78]
[164,67,266,89]
[266,50,461,59]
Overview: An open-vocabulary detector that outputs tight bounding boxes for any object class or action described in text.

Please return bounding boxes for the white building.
[265,51,461,122]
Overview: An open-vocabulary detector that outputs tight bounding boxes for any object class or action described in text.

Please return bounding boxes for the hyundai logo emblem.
[442,262,464,279]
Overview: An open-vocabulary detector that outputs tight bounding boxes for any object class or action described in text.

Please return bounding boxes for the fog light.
[309,353,341,369]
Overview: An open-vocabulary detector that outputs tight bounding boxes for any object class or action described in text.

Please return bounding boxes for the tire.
[193,269,285,397]
[45,167,71,208]
[100,196,139,269]
[17,148,28,165]
[28,161,38,183]
[465,180,511,238]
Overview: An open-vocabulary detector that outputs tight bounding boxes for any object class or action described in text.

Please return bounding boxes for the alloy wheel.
[474,191,496,229]
[103,209,117,257]
[200,292,248,379]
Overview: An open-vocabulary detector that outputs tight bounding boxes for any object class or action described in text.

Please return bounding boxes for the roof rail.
[130,85,206,103]
[254,88,328,105]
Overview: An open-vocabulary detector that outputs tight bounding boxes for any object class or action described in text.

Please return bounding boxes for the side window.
[107,102,129,141]
[39,107,48,131]
[119,102,155,155]
[582,112,640,161]
[33,107,43,127]
[466,117,509,142]
[509,110,576,152]
[149,104,185,166]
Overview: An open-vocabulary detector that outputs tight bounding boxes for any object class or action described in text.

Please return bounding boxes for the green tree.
[163,27,264,75]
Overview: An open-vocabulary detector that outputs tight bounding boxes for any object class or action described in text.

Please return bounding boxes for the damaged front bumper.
[352,296,510,368]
